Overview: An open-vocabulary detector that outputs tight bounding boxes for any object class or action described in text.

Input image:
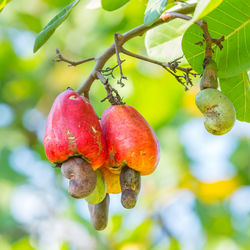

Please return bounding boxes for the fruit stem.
[198,21,224,68]
[96,71,125,105]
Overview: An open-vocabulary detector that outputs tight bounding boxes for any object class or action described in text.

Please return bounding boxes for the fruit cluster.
[195,60,236,135]
[44,89,160,230]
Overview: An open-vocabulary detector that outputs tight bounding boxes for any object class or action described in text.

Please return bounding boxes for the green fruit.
[195,88,236,135]
[206,59,218,71]
[85,169,106,204]
[200,60,218,90]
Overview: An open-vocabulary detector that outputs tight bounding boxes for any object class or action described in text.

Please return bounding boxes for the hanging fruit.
[101,105,160,208]
[196,60,236,135]
[44,89,107,198]
[200,59,218,90]
[195,88,236,135]
[85,169,106,205]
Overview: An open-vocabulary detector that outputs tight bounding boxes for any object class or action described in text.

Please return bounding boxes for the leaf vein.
[224,80,243,94]
[244,26,250,58]
[205,15,235,31]
[215,7,245,25]
[225,1,250,19]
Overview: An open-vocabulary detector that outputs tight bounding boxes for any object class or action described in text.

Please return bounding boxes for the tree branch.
[121,48,198,88]
[55,48,95,66]
[75,3,197,97]
[121,47,167,67]
[197,21,224,68]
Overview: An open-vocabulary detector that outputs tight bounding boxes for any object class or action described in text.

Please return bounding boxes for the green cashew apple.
[195,88,236,135]
[85,169,106,205]
[200,60,218,90]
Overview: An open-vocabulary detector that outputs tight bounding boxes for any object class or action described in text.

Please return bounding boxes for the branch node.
[196,21,224,68]
[96,71,125,105]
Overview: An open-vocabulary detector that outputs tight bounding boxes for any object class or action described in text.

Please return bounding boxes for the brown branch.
[75,3,197,97]
[121,47,167,67]
[100,60,125,78]
[161,11,203,25]
[121,48,198,89]
[96,72,125,105]
[198,20,224,68]
[114,33,127,87]
[55,48,95,66]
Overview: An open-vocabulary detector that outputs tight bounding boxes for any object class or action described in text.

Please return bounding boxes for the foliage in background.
[0,0,249,249]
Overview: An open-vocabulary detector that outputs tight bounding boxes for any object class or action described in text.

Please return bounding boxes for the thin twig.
[121,47,198,89]
[121,47,166,67]
[114,33,127,87]
[100,60,125,78]
[96,71,125,105]
[55,48,95,66]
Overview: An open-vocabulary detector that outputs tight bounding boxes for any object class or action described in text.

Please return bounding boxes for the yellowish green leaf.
[220,71,250,122]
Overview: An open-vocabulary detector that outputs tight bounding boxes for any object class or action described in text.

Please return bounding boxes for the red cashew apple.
[44,89,107,198]
[101,105,160,208]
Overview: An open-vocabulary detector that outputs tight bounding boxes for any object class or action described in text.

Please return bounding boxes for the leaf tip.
[33,41,39,53]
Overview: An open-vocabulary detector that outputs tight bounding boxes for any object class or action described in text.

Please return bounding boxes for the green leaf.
[33,0,79,53]
[0,0,11,11]
[145,18,188,64]
[192,0,223,19]
[179,0,223,31]
[182,0,250,78]
[144,0,168,26]
[101,0,130,11]
[220,71,250,122]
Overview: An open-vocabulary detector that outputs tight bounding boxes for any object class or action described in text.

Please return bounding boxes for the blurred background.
[0,0,249,249]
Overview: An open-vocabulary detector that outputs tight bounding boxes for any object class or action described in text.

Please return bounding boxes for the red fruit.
[101,105,160,176]
[44,89,107,170]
